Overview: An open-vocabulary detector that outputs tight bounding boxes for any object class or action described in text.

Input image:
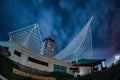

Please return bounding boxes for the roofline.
[43,37,54,42]
[0,41,71,65]
[72,59,106,67]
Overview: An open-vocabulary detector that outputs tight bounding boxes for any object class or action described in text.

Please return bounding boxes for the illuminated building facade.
[43,37,54,57]
[0,16,106,76]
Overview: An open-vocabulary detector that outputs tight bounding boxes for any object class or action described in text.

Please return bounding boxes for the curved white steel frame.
[9,24,44,54]
[54,16,93,61]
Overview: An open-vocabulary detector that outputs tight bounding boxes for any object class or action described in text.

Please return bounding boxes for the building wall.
[0,41,73,74]
[78,66,92,76]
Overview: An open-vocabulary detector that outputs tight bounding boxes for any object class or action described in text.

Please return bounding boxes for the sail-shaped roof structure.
[54,16,93,61]
[9,24,43,54]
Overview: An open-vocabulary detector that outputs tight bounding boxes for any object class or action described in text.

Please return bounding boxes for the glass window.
[14,50,21,57]
[28,57,48,66]
[54,64,67,73]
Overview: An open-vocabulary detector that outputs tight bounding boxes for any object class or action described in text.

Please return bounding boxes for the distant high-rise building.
[43,37,54,57]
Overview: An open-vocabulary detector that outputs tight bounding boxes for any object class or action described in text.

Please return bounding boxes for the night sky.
[0,0,120,65]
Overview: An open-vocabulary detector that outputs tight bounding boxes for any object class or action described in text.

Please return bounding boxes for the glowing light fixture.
[115,55,120,61]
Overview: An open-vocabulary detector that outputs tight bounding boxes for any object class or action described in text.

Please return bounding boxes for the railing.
[13,68,56,80]
[15,62,50,76]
